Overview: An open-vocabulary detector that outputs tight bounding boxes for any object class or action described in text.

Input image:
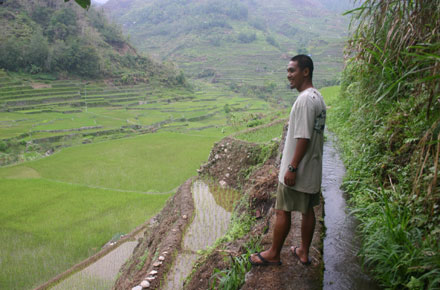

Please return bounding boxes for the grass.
[324,84,440,289]
[234,121,285,143]
[1,131,219,192]
[210,239,262,290]
[0,178,170,290]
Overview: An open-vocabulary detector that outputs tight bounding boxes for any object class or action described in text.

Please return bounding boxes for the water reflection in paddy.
[163,179,240,290]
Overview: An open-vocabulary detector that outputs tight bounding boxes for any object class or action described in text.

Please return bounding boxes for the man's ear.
[303,67,310,78]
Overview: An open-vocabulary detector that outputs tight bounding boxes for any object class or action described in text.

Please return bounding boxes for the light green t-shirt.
[278,87,326,194]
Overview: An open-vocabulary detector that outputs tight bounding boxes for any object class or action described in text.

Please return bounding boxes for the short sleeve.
[292,97,314,139]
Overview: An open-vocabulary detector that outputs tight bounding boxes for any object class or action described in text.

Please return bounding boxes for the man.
[249,54,326,266]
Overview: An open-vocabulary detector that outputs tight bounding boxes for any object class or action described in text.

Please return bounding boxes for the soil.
[31,83,52,89]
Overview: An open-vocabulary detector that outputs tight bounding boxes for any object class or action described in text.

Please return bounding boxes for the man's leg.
[250,209,291,263]
[292,207,315,263]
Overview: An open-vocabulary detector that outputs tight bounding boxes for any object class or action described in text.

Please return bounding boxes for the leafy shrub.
[248,17,267,31]
[266,35,280,48]
[237,32,256,44]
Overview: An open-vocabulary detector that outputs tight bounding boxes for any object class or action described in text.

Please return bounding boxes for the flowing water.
[322,133,380,290]
[162,179,238,290]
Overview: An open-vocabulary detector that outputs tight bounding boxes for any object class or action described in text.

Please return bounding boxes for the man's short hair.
[291,55,314,80]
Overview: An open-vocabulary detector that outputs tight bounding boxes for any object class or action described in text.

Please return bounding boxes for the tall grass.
[210,239,262,290]
[345,0,439,112]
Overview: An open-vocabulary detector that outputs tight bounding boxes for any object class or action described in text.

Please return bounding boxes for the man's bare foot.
[249,250,281,265]
[291,246,311,265]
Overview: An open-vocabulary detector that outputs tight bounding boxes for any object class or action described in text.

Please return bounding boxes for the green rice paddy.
[0,70,287,289]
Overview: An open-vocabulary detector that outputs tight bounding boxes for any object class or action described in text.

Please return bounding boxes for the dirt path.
[242,205,323,290]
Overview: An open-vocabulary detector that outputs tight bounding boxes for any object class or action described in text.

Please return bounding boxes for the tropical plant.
[338,0,440,288]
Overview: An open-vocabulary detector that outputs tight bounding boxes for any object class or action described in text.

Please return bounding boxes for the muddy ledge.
[115,120,324,289]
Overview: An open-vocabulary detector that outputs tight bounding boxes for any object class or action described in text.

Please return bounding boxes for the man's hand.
[284,170,296,186]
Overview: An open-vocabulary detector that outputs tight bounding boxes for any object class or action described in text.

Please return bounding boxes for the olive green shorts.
[274,181,320,214]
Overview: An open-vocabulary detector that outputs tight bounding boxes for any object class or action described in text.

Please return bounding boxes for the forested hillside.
[326,0,440,288]
[104,0,351,100]
[0,0,185,85]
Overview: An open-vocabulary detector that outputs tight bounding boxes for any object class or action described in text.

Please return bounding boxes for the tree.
[24,30,49,72]
[64,0,90,9]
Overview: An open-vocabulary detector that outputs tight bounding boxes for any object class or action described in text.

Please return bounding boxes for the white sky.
[92,0,109,4]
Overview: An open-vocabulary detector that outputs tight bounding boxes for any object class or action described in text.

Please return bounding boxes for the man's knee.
[301,207,315,219]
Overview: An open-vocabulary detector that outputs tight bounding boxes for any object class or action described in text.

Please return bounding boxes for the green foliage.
[0,141,7,152]
[248,17,267,31]
[325,56,440,289]
[0,2,183,84]
[237,32,256,44]
[345,0,440,112]
[223,103,231,114]
[265,34,280,48]
[235,122,284,143]
[210,239,262,290]
[46,7,78,41]
[137,249,149,271]
[88,9,125,47]
[66,0,91,9]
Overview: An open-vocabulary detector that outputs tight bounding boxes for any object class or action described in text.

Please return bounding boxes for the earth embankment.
[115,119,324,289]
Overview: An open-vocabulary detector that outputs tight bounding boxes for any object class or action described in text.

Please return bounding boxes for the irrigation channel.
[322,132,379,290]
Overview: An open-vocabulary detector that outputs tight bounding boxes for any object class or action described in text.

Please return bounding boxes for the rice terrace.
[1,0,439,290]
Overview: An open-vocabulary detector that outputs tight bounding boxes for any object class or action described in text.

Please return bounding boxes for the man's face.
[287,60,306,90]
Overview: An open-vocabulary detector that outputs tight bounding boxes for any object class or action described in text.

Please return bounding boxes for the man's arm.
[284,138,309,186]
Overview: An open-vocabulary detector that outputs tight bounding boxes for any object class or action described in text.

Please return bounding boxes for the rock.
[227,166,231,170]
[225,173,230,178]
[182,214,188,220]
[149,270,158,275]
[158,255,165,261]
[215,154,220,160]
[245,271,254,283]
[153,261,162,267]
[219,180,227,188]
[224,148,228,153]
[140,280,150,288]
[132,286,142,290]
[146,276,155,281]
[162,251,168,255]
[172,229,177,232]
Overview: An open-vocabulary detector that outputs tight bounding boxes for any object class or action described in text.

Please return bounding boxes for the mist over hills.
[104,0,352,100]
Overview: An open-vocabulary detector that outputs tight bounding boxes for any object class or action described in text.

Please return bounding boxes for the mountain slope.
[104,0,351,100]
[0,0,185,85]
